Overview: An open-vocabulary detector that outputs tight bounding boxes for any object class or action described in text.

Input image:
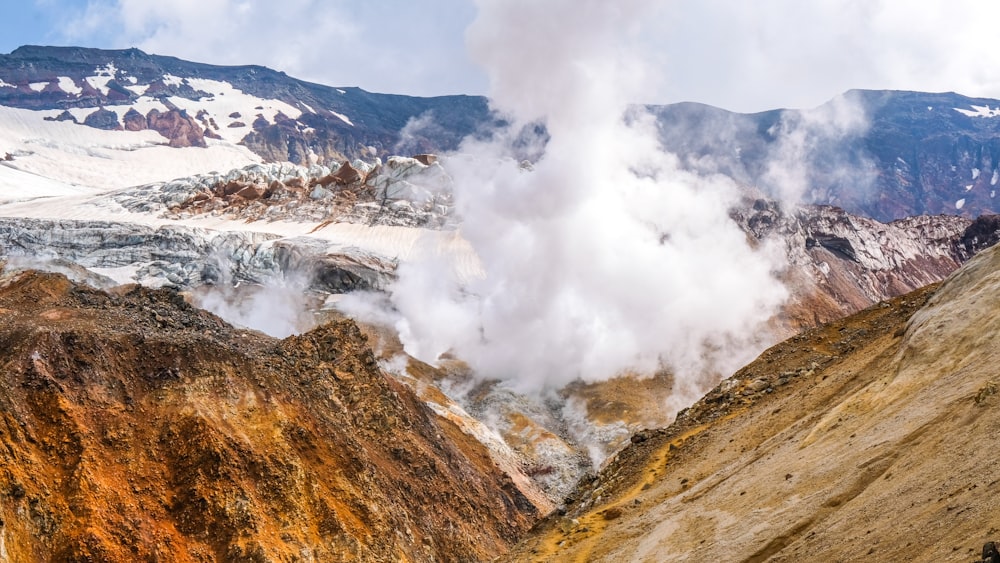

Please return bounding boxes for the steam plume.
[346,0,789,392]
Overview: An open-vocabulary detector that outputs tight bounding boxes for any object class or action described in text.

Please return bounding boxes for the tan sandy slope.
[507,242,1000,562]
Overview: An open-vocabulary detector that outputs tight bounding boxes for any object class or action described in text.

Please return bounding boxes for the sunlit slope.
[508,242,1000,562]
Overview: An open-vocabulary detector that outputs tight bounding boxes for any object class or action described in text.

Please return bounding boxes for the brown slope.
[0,271,540,562]
[507,242,1000,562]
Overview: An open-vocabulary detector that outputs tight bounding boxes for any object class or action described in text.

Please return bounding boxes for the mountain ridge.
[6,46,1000,223]
[0,268,544,561]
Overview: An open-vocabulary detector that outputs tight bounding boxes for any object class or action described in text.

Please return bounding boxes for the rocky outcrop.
[121,107,146,131]
[956,213,1000,259]
[82,107,120,130]
[146,108,206,148]
[0,270,543,561]
[115,159,454,228]
[734,200,972,334]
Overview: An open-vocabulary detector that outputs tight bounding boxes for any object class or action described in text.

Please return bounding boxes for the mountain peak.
[6,44,151,62]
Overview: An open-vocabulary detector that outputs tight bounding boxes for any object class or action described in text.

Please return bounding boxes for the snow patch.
[0,105,260,193]
[0,79,13,89]
[95,62,117,77]
[57,76,82,95]
[88,263,146,285]
[65,107,95,123]
[0,163,97,202]
[85,75,112,96]
[992,170,998,186]
[972,168,980,180]
[162,74,184,86]
[165,77,303,143]
[125,84,149,96]
[336,88,346,94]
[954,105,1000,118]
[332,111,354,126]
[28,82,48,92]
[83,63,120,96]
[300,102,316,114]
[956,198,966,210]
[965,184,974,192]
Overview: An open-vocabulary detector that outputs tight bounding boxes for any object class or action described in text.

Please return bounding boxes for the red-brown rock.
[122,108,147,131]
[234,185,265,200]
[146,109,207,148]
[332,161,363,185]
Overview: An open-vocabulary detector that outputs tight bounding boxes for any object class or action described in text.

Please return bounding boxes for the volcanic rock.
[121,107,147,131]
[146,108,207,148]
[0,270,543,561]
[331,160,363,185]
[82,107,120,130]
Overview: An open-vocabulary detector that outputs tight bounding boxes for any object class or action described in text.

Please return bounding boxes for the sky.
[3,0,1000,113]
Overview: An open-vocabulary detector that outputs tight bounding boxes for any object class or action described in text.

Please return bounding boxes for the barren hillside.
[0,270,544,562]
[507,243,1000,562]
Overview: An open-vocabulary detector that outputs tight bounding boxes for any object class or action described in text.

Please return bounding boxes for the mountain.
[6,46,1000,224]
[0,45,494,165]
[0,269,546,561]
[654,89,1000,222]
[5,44,1000,560]
[504,242,1000,561]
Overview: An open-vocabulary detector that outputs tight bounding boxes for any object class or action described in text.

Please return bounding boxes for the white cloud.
[56,0,486,96]
[40,0,1000,111]
[643,0,1000,111]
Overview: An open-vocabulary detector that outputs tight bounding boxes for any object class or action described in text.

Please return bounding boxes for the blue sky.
[0,1,85,51]
[4,1,1000,113]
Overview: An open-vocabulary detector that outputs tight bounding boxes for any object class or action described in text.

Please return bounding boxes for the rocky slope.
[116,155,454,229]
[506,242,1000,561]
[736,199,975,334]
[0,269,546,561]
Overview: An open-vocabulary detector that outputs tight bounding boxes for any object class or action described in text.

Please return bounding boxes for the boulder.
[234,185,264,201]
[122,108,147,131]
[331,161,363,185]
[83,108,121,130]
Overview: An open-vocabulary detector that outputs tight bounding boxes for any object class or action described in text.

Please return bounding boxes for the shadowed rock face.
[506,243,1000,562]
[733,199,974,335]
[0,270,542,562]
